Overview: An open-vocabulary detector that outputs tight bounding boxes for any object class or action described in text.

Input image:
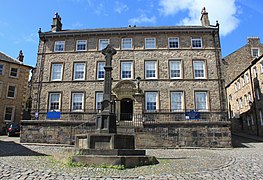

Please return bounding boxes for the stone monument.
[72,45,158,168]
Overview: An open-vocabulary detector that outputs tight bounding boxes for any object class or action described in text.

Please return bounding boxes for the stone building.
[0,51,32,134]
[223,37,263,136]
[22,8,231,147]
[226,54,263,136]
[222,37,263,85]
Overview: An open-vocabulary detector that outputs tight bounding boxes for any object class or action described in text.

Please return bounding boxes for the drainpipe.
[36,29,46,119]
[212,22,226,119]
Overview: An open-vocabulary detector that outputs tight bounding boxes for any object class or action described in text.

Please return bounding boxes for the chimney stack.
[200,7,210,26]
[247,37,260,46]
[51,12,62,32]
[17,50,24,63]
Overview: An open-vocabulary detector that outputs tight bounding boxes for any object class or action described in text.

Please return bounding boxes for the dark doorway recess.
[120,98,133,121]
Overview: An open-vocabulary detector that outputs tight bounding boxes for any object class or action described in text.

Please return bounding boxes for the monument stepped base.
[71,155,158,168]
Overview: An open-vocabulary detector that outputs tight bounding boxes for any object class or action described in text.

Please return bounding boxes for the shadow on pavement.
[0,141,47,157]
[232,134,262,148]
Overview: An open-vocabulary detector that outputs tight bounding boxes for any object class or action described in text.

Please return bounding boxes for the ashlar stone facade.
[227,54,263,136]
[0,51,32,134]
[24,10,231,147]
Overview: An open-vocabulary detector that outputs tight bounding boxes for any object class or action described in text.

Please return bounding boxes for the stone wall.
[0,61,31,134]
[222,37,263,86]
[21,120,231,148]
[31,29,224,116]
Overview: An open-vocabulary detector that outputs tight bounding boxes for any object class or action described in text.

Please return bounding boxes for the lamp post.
[136,76,141,94]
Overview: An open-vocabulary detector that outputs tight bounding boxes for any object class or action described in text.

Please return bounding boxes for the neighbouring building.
[223,37,263,136]
[21,8,231,148]
[0,51,32,134]
[226,54,263,136]
[222,37,263,85]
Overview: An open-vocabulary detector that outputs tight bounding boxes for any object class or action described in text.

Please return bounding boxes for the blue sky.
[0,0,262,67]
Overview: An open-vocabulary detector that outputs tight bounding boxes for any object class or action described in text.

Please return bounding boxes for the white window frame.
[241,75,245,86]
[121,61,133,80]
[256,88,260,100]
[251,48,259,57]
[97,62,105,80]
[76,40,87,51]
[248,92,252,101]
[9,67,18,78]
[193,60,205,79]
[236,99,240,110]
[0,64,4,75]
[170,60,182,79]
[145,38,156,49]
[99,39,109,50]
[145,92,158,112]
[260,110,263,126]
[191,38,202,48]
[234,83,238,92]
[121,38,132,50]
[72,93,84,112]
[168,37,179,49]
[95,92,103,110]
[244,73,249,84]
[244,95,247,106]
[54,41,65,52]
[239,98,243,109]
[145,61,157,79]
[253,67,258,78]
[73,63,85,80]
[237,80,240,89]
[49,93,61,111]
[51,63,63,81]
[4,106,15,122]
[195,91,208,111]
[7,84,16,99]
[171,91,183,112]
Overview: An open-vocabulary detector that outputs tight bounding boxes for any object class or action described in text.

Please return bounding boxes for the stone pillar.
[96,45,117,133]
[133,93,144,122]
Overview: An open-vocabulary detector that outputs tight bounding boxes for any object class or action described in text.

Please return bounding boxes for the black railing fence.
[30,109,228,123]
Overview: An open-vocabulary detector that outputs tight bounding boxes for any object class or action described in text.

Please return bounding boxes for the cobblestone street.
[0,135,263,179]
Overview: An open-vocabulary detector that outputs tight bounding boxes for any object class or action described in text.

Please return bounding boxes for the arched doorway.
[120,98,133,121]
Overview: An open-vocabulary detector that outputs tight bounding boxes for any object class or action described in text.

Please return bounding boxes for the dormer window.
[252,48,259,57]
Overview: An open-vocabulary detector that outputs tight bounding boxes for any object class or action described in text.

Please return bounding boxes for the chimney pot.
[200,7,210,26]
[51,12,62,32]
[18,50,24,63]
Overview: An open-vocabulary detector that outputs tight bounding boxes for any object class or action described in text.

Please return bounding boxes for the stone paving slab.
[1,135,263,179]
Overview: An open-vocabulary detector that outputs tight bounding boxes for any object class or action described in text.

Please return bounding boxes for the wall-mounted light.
[136,76,141,93]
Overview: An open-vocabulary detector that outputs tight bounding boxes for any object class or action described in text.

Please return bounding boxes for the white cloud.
[158,0,240,36]
[71,22,84,29]
[114,1,128,14]
[129,14,156,25]
[13,33,38,44]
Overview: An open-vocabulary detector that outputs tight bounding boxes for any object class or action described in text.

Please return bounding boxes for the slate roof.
[40,25,219,37]
[0,51,32,68]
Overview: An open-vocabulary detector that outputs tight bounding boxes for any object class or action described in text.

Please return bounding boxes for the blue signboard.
[47,111,61,119]
[185,110,200,120]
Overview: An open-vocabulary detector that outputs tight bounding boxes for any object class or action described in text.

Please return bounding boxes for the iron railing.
[30,109,228,122]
